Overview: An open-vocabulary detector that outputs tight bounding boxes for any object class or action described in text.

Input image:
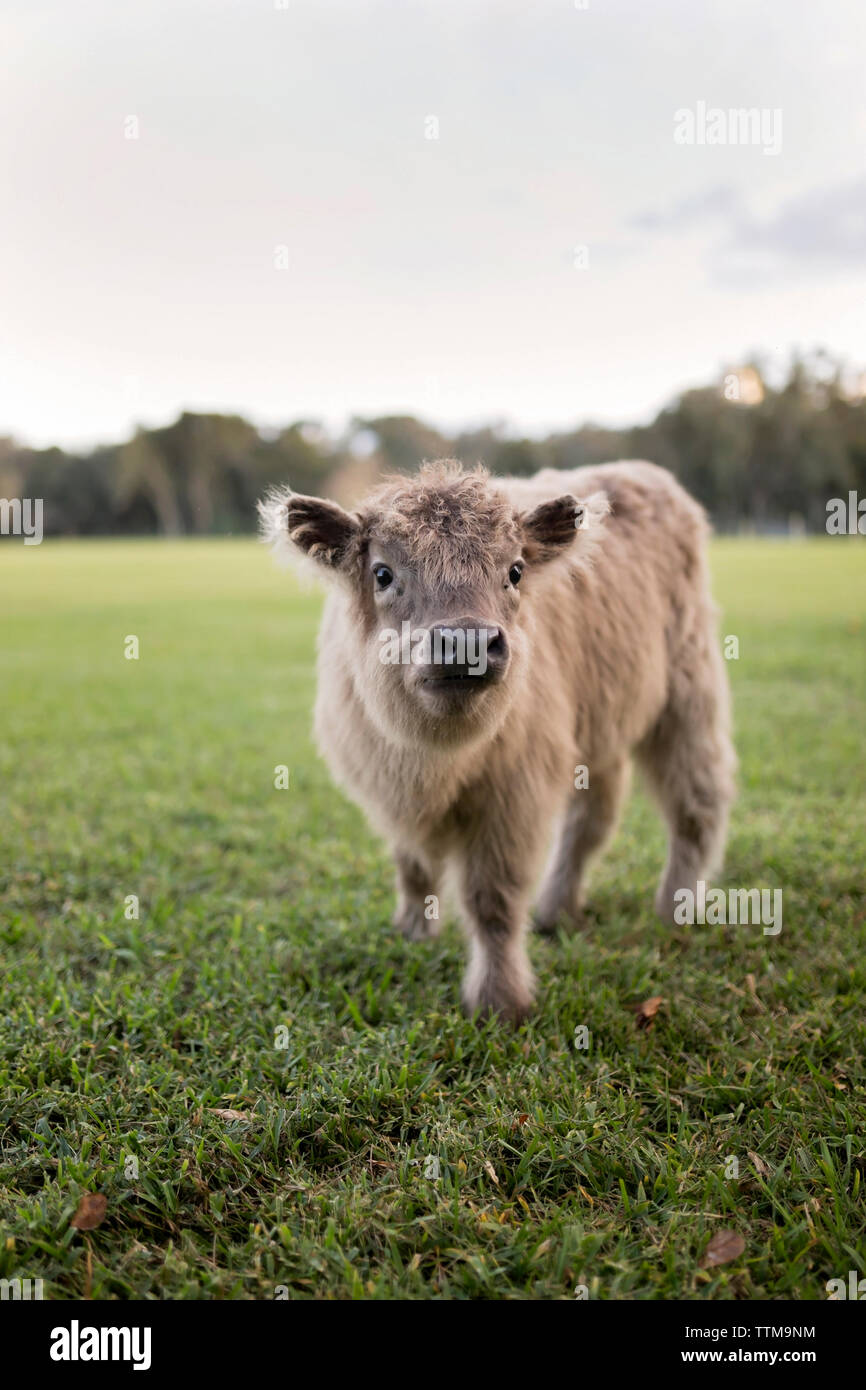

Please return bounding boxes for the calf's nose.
[426,620,509,680]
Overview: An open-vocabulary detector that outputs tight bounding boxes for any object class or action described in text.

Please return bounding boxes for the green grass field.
[1,536,864,1300]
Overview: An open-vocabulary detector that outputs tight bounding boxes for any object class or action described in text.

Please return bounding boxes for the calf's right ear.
[258,487,360,572]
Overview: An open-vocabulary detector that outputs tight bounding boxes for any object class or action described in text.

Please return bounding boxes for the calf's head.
[260,460,604,747]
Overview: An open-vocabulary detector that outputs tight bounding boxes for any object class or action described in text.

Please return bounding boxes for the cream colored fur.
[260,459,736,1022]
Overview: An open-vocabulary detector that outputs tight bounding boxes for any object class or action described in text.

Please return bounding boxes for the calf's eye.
[373,564,393,590]
[508,563,523,587]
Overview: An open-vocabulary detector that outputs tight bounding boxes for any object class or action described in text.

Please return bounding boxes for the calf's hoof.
[532,904,587,936]
[393,904,441,942]
[655,870,699,927]
[461,978,535,1027]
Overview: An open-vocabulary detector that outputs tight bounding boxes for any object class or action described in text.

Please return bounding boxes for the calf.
[260,459,735,1022]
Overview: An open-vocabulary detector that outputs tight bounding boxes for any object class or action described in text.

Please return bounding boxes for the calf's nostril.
[485,627,506,661]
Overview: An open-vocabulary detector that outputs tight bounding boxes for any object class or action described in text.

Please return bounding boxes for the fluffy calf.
[260,459,735,1022]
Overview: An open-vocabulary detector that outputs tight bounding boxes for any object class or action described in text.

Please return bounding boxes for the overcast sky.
[2,0,865,449]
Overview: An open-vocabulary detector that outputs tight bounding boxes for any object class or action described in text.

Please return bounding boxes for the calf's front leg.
[392,847,442,941]
[457,851,535,1025]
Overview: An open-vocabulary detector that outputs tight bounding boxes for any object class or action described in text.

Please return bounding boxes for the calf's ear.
[520,490,609,564]
[522,489,608,564]
[258,488,360,572]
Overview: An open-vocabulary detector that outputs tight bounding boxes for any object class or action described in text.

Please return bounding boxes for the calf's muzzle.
[419,619,510,686]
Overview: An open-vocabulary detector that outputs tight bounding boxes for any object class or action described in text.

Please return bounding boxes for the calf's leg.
[392,847,442,941]
[533,759,630,932]
[637,637,736,924]
[456,828,538,1024]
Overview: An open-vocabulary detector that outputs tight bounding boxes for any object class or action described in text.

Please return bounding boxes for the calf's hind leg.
[533,760,630,932]
[637,650,736,924]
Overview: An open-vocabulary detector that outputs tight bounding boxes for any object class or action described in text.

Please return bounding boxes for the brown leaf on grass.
[699,1229,745,1269]
[634,995,665,1030]
[748,1150,770,1177]
[210,1108,251,1122]
[71,1193,107,1231]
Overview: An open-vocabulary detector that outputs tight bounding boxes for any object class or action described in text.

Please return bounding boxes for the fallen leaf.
[210,1108,250,1122]
[699,1229,745,1269]
[748,1150,770,1177]
[483,1160,499,1185]
[71,1193,107,1231]
[635,995,665,1030]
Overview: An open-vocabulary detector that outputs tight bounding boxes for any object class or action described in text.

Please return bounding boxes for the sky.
[1,0,865,449]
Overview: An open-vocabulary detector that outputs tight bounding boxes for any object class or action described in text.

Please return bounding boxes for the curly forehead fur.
[360,460,520,586]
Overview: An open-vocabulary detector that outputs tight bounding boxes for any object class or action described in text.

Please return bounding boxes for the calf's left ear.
[258,487,360,572]
[520,490,609,563]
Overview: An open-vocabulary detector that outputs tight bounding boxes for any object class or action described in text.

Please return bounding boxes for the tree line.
[2,353,864,537]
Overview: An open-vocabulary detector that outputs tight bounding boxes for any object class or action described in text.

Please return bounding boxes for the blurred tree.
[7,354,865,538]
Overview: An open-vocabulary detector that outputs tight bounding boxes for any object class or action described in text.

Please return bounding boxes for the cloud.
[723,176,866,268]
[629,185,743,233]
[631,177,866,286]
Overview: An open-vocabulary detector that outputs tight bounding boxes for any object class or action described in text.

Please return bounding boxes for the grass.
[1,535,864,1301]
